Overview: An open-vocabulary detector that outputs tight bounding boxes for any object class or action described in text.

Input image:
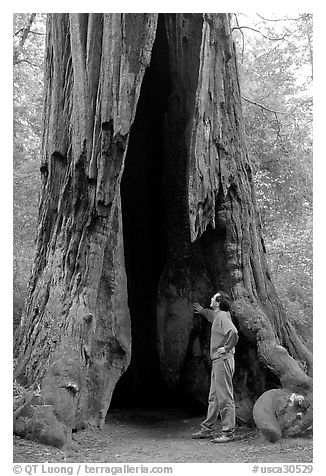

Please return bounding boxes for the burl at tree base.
[14,13,312,448]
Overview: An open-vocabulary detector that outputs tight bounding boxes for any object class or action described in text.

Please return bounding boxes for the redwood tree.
[14,13,312,447]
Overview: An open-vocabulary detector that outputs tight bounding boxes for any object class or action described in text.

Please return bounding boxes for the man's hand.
[193,303,204,314]
[215,346,226,357]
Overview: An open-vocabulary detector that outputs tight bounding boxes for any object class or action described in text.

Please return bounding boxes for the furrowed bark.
[14,13,312,447]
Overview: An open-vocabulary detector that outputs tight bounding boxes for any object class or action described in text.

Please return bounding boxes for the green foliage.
[13,162,41,328]
[232,13,313,347]
[13,14,45,327]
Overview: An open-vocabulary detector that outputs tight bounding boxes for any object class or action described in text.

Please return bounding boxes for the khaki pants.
[201,357,235,434]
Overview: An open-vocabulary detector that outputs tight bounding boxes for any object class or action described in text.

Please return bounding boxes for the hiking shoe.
[191,428,214,439]
[211,434,235,443]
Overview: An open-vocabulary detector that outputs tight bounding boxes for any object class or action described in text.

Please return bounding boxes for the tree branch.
[13,13,37,66]
[19,14,37,48]
[14,58,40,68]
[256,14,300,22]
[14,28,25,37]
[29,30,46,36]
[232,26,292,41]
[242,95,290,116]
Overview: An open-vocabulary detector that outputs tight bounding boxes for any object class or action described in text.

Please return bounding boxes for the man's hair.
[213,291,231,311]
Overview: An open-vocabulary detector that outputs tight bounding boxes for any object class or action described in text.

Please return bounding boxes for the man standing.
[192,291,238,443]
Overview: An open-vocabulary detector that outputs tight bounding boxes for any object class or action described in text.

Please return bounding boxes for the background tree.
[13,13,45,327]
[13,13,312,447]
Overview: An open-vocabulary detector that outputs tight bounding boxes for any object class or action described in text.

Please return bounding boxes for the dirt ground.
[13,407,313,464]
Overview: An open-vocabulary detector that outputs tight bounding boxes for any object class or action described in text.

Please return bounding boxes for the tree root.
[13,389,71,448]
[253,389,312,442]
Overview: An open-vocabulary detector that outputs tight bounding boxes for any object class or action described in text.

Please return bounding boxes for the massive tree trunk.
[14,13,312,447]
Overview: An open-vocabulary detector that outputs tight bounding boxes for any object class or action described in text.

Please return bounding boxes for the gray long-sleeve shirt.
[201,309,238,361]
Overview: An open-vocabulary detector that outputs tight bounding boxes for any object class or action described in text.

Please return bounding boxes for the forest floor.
[13,407,313,464]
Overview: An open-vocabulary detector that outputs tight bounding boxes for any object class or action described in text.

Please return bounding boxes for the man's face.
[210,294,220,310]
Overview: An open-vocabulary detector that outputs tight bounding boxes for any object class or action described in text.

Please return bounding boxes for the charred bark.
[14,13,312,447]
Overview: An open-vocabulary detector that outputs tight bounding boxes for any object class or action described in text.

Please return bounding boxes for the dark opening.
[112,15,171,407]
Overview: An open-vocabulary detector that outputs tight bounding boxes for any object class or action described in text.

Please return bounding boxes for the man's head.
[210,291,231,311]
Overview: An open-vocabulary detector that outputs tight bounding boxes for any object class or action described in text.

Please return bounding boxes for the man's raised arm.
[193,303,214,323]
